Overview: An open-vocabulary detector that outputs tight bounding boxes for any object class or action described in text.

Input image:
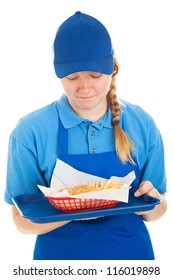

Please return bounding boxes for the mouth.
[77,95,95,101]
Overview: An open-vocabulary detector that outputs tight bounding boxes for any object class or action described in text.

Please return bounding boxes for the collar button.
[91,148,97,153]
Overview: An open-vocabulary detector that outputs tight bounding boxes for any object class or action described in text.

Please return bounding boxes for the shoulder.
[120,99,152,120]
[19,101,59,125]
[120,99,158,134]
[120,99,163,158]
[11,101,59,143]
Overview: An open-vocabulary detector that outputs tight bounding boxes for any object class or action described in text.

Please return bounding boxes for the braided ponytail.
[107,57,135,164]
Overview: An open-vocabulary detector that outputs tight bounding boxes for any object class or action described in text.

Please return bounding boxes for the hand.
[134,181,161,199]
[134,181,162,216]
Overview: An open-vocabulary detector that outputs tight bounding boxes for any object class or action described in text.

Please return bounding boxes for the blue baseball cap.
[53,11,114,78]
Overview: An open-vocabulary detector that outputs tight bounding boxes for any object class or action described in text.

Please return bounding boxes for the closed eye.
[91,74,102,79]
[66,76,78,81]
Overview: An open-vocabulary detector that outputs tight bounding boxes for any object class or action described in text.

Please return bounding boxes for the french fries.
[104,180,121,189]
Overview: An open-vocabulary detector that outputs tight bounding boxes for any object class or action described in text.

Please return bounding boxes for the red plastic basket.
[47,196,118,213]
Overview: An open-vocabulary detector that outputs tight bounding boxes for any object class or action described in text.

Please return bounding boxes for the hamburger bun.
[67,180,121,196]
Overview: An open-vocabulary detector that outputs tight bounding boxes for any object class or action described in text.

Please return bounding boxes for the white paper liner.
[38,159,136,203]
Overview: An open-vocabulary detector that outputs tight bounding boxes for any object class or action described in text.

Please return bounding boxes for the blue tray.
[12,189,160,223]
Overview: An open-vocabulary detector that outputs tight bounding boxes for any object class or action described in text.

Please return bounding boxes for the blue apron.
[33,118,154,260]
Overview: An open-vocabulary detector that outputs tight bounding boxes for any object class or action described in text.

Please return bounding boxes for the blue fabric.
[5,95,166,205]
[53,11,114,78]
[33,115,154,260]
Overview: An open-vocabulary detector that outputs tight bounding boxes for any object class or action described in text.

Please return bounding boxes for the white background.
[0,0,172,275]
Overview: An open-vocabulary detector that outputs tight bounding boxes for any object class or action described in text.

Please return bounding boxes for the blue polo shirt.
[5,94,167,204]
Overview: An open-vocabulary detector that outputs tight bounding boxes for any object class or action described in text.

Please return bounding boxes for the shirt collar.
[92,109,113,130]
[57,94,113,130]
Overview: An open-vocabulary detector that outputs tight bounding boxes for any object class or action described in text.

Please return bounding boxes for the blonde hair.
[107,56,135,164]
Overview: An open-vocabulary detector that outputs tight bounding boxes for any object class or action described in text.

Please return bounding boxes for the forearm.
[12,206,71,235]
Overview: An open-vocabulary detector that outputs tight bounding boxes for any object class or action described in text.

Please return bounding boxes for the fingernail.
[135,190,140,197]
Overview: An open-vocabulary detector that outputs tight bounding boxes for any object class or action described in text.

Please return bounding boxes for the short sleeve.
[139,121,167,194]
[4,135,47,205]
[4,101,60,205]
[120,100,167,194]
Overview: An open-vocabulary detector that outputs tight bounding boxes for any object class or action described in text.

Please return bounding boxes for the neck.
[73,104,108,122]
[80,110,107,122]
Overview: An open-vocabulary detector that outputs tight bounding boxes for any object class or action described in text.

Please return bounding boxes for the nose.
[78,78,90,92]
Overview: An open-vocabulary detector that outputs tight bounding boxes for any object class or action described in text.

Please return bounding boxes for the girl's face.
[60,71,112,120]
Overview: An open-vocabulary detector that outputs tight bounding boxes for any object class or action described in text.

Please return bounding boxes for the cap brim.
[54,55,114,78]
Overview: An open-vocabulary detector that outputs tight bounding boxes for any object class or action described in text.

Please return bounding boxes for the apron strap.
[58,113,68,155]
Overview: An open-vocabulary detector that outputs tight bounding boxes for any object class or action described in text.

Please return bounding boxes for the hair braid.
[107,57,135,164]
